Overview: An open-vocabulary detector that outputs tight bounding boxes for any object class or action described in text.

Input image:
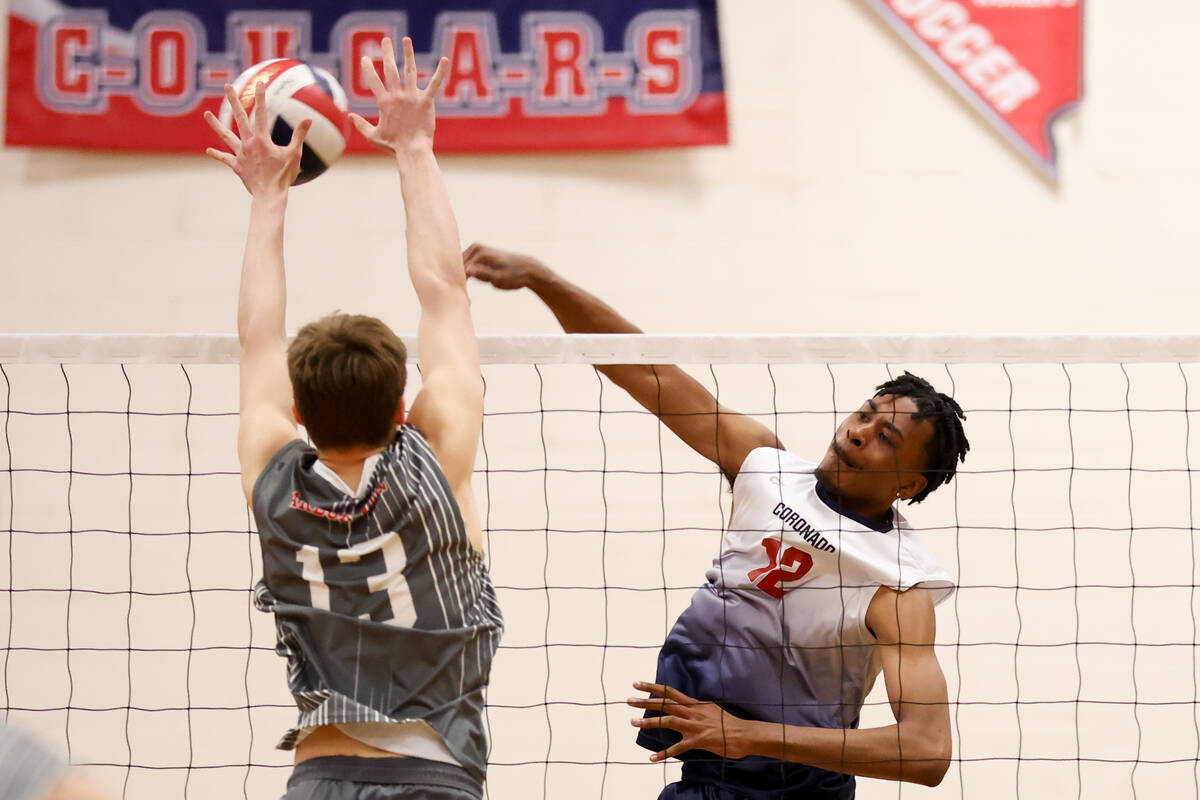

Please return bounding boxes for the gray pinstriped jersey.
[251,424,502,780]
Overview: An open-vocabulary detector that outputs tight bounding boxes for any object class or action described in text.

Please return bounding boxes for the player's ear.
[292,403,303,426]
[898,473,927,502]
[394,401,406,426]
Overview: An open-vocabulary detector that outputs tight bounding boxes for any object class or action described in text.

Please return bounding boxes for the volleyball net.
[2,333,1199,799]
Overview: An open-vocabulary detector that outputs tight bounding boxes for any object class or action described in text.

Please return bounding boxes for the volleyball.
[218,58,350,185]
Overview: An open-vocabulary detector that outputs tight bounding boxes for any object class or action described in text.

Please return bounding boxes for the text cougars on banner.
[4,1,728,153]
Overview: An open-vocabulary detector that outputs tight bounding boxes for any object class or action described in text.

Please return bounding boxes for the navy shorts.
[281,756,482,800]
[657,781,751,800]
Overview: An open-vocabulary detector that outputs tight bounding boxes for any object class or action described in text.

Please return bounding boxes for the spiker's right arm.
[464,245,781,482]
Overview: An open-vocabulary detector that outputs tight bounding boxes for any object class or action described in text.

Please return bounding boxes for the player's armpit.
[237,343,296,502]
[408,367,484,552]
[604,363,781,483]
[407,368,483,490]
[407,275,483,485]
[865,585,953,786]
[237,405,297,503]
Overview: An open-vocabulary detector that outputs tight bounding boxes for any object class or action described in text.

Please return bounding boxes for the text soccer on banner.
[5,1,728,153]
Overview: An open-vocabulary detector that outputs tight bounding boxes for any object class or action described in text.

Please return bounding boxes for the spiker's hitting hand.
[204,80,311,198]
[462,244,550,291]
[350,37,448,155]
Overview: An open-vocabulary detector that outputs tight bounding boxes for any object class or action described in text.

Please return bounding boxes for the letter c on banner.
[38,12,107,110]
[53,27,94,97]
[940,24,992,65]
[915,3,968,43]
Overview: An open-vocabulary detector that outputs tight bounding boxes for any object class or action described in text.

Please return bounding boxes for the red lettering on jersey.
[52,26,95,97]
[642,27,682,96]
[289,491,354,524]
[747,537,814,599]
[539,29,588,101]
[443,28,492,102]
[359,482,388,515]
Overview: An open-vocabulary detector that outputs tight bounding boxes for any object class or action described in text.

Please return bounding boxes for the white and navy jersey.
[638,447,953,799]
[251,425,503,781]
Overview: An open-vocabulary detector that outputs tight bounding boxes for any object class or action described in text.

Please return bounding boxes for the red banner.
[4,1,728,154]
[864,0,1082,179]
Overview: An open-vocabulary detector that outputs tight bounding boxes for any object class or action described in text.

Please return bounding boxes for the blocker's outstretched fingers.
[204,147,237,168]
[426,56,448,96]
[360,54,387,100]
[253,80,269,135]
[382,37,403,88]
[203,111,241,154]
[224,83,250,135]
[347,112,375,138]
[402,36,419,85]
[288,118,313,151]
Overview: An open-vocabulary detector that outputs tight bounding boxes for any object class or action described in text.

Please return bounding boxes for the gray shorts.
[281,756,482,800]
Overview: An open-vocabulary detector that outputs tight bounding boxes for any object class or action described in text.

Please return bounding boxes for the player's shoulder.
[250,438,312,504]
[734,445,816,485]
[886,512,955,603]
[394,422,432,458]
[384,423,450,476]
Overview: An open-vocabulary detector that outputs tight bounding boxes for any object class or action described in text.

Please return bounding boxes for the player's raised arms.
[464,244,780,483]
[203,79,311,500]
[353,40,484,551]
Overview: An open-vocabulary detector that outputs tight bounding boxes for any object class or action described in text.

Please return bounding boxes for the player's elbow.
[411,263,468,302]
[902,725,951,787]
[919,742,952,787]
[916,753,951,787]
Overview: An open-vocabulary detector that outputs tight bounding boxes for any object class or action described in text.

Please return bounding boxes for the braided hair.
[874,372,969,504]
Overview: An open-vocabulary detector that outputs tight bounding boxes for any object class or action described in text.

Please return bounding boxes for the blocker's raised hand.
[628,681,752,762]
[350,36,447,154]
[204,81,310,198]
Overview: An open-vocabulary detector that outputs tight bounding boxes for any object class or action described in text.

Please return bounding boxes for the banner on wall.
[5,1,728,153]
[863,0,1082,179]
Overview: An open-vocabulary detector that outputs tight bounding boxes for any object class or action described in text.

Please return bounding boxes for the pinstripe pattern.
[252,425,503,780]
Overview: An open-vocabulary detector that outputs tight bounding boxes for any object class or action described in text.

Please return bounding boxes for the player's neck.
[315,443,388,493]
[815,481,894,531]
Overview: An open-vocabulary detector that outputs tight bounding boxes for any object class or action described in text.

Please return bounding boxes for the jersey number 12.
[748,536,813,598]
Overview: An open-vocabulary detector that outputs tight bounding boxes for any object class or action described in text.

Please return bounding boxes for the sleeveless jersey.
[251,424,503,781]
[637,447,953,799]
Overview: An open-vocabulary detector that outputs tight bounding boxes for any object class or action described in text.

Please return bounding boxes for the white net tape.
[2,334,1198,799]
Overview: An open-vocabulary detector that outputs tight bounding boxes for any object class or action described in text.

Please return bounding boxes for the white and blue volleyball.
[219,59,350,185]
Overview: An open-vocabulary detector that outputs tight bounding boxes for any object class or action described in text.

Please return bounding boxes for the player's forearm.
[523,267,725,440]
[738,719,951,787]
[237,194,289,348]
[395,146,465,300]
[525,267,642,335]
[525,267,683,410]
